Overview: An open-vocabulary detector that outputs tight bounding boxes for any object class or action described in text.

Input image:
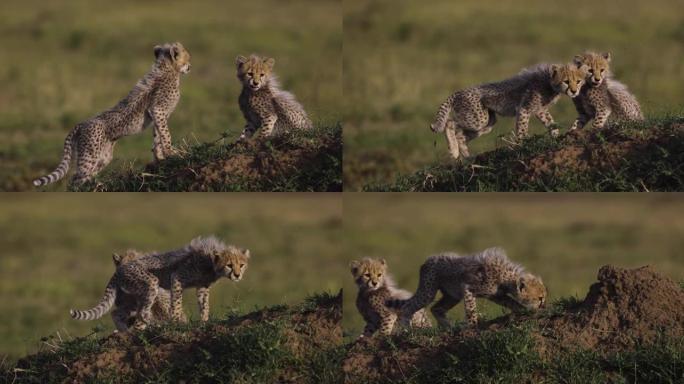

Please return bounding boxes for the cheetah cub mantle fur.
[387,247,546,329]
[570,51,644,130]
[70,236,249,330]
[34,42,191,187]
[351,258,431,337]
[432,63,588,160]
[236,54,313,140]
[110,249,185,332]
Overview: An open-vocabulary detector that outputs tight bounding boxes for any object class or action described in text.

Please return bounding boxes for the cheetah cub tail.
[33,126,79,187]
[70,278,117,321]
[430,93,457,133]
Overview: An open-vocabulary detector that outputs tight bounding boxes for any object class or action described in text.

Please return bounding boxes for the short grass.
[71,123,343,192]
[0,194,343,361]
[343,0,684,190]
[0,0,342,191]
[342,194,684,338]
[367,115,684,192]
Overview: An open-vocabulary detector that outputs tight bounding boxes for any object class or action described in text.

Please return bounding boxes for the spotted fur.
[386,247,546,329]
[433,63,588,160]
[571,52,644,130]
[236,54,312,139]
[34,42,191,187]
[70,236,249,330]
[351,258,431,337]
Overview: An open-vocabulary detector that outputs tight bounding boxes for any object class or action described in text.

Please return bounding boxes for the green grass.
[0,0,341,191]
[71,123,343,192]
[342,194,684,338]
[366,116,684,191]
[351,323,684,384]
[343,0,684,190]
[0,194,343,361]
[1,292,343,384]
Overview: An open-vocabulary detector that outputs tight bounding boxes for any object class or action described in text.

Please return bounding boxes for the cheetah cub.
[571,52,644,130]
[387,247,546,329]
[236,54,313,139]
[432,63,588,160]
[350,258,431,338]
[34,42,191,187]
[70,236,249,330]
[110,249,186,332]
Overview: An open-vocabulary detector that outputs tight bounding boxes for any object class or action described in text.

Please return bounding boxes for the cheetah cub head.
[211,246,251,282]
[236,54,275,92]
[573,51,611,87]
[510,273,547,311]
[551,63,588,98]
[350,258,388,292]
[154,42,192,74]
[112,249,147,267]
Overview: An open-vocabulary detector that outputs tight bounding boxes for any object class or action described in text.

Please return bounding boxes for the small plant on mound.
[72,123,342,192]
[368,115,684,192]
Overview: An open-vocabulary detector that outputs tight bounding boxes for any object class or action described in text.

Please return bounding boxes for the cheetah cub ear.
[349,260,361,274]
[263,57,275,69]
[236,55,248,68]
[601,52,612,62]
[242,248,251,259]
[550,64,560,77]
[112,252,122,265]
[153,44,166,60]
[168,43,182,62]
[572,55,585,67]
[516,277,527,292]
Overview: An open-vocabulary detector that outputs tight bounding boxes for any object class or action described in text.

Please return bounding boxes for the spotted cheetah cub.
[387,247,546,329]
[571,52,644,130]
[34,42,191,187]
[70,236,249,330]
[351,258,431,338]
[432,63,588,160]
[110,249,187,331]
[236,54,313,139]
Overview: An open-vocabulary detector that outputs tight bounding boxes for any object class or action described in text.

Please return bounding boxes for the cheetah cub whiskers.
[70,236,250,330]
[386,247,546,329]
[33,42,191,187]
[432,63,588,160]
[236,54,313,140]
[351,258,431,338]
[570,51,644,130]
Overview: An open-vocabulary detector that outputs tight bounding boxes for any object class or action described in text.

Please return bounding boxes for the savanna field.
[0,194,343,361]
[343,0,684,190]
[342,194,684,337]
[0,0,342,191]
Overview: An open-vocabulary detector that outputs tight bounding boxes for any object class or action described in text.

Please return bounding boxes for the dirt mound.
[342,265,684,382]
[9,292,342,383]
[543,265,684,353]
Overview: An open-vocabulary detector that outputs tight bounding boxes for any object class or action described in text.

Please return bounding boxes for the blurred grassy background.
[0,0,341,191]
[342,194,684,337]
[343,0,684,190]
[0,194,342,360]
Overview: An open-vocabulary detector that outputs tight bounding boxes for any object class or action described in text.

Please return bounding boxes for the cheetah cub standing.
[387,247,546,329]
[236,54,313,139]
[70,236,249,330]
[33,42,191,187]
[570,52,644,130]
[110,250,186,331]
[350,258,431,338]
[431,63,588,160]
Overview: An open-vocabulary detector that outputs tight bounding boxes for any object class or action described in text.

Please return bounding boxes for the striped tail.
[385,298,409,310]
[607,79,644,121]
[70,279,117,321]
[430,93,457,133]
[33,127,78,187]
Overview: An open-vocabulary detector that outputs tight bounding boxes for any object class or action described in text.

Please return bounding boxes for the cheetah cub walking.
[70,236,250,330]
[570,52,644,130]
[351,258,431,337]
[110,250,184,331]
[387,247,546,329]
[33,42,191,187]
[431,63,588,160]
[236,54,313,140]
